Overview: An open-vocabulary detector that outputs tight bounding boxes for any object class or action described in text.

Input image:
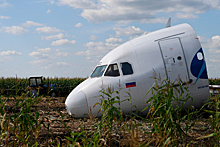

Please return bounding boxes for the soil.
[2,96,217,146]
[3,97,78,146]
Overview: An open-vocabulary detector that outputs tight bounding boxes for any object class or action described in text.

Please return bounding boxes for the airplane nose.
[65,91,89,118]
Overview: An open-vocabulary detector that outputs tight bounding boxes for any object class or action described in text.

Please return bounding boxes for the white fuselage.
[65,23,209,118]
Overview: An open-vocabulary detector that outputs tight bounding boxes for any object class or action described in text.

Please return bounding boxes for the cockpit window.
[91,65,107,78]
[104,63,120,77]
[120,62,133,75]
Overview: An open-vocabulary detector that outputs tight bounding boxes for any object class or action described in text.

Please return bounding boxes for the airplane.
[65,19,209,118]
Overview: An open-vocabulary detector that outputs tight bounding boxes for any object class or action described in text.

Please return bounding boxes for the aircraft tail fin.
[165,18,171,28]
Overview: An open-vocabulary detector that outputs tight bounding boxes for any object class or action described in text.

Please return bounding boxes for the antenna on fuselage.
[165,18,171,28]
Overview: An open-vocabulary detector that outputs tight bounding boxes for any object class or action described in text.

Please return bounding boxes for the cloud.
[81,7,155,23]
[57,0,220,23]
[57,0,97,9]
[175,13,199,19]
[210,59,220,63]
[74,23,83,27]
[90,35,97,40]
[36,47,52,52]
[56,52,71,57]
[75,42,119,62]
[199,35,220,53]
[41,33,65,40]
[1,26,28,35]
[106,37,123,43]
[140,17,168,24]
[56,62,71,66]
[199,35,220,77]
[50,1,55,4]
[0,1,10,7]
[29,47,52,59]
[22,21,44,28]
[30,59,48,65]
[189,34,220,77]
[113,26,144,36]
[47,9,51,13]
[29,51,50,59]
[51,39,77,46]
[28,47,58,67]
[0,50,21,56]
[129,31,148,40]
[0,15,11,19]
[35,26,61,34]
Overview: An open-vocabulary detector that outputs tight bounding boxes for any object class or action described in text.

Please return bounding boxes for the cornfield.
[209,78,220,85]
[0,77,86,96]
[0,77,219,146]
[0,77,219,96]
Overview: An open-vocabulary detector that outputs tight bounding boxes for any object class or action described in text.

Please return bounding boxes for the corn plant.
[66,87,126,146]
[143,78,195,146]
[8,95,43,146]
[65,86,150,146]
[0,96,10,145]
[202,95,220,146]
[0,93,71,146]
[209,78,220,85]
[0,77,86,96]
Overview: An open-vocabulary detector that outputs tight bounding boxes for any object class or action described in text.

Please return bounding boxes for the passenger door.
[159,38,189,84]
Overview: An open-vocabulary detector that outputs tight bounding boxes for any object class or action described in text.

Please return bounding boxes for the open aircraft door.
[159,38,190,84]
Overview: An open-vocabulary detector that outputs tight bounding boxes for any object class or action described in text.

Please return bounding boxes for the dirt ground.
[3,96,217,146]
[3,97,80,146]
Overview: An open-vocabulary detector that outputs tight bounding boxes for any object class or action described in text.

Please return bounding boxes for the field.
[0,77,220,146]
[0,77,86,96]
[1,95,217,146]
[0,77,219,96]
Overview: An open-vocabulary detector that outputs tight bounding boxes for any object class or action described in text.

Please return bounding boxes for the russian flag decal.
[126,82,136,88]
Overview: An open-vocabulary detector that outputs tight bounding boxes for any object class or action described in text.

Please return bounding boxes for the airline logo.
[190,48,208,84]
[126,82,136,88]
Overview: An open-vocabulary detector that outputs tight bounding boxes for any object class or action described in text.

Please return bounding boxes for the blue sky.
[0,0,220,78]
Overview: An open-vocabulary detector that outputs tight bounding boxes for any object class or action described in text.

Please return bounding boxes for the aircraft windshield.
[91,65,107,78]
[104,63,120,77]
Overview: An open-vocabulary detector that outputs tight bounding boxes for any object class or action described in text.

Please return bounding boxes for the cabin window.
[29,77,42,86]
[36,78,42,85]
[91,65,107,78]
[30,78,36,86]
[104,64,120,77]
[120,62,133,75]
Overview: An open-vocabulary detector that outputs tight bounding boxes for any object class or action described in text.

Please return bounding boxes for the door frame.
[158,37,191,83]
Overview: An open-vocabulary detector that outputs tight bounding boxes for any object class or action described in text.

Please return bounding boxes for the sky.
[0,0,220,78]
